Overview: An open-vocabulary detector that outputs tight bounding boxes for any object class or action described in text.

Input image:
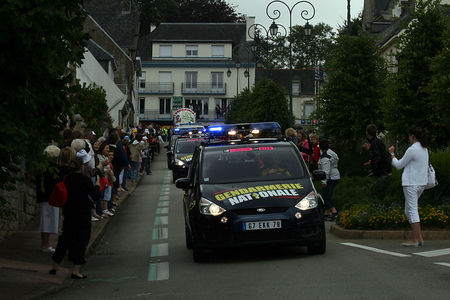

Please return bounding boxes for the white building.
[76,39,128,128]
[136,18,257,125]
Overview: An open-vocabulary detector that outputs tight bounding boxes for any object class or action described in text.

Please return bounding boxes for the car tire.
[172,173,178,183]
[185,224,193,250]
[192,235,208,263]
[307,222,326,255]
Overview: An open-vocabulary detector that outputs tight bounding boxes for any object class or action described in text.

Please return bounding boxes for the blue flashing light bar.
[208,126,223,132]
[174,128,180,132]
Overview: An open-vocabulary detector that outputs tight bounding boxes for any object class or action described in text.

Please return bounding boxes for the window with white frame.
[159,98,171,115]
[304,103,314,118]
[159,45,172,57]
[211,45,224,57]
[139,71,146,89]
[185,72,198,89]
[186,45,198,57]
[139,98,145,114]
[292,80,301,95]
[159,71,172,92]
[211,72,224,89]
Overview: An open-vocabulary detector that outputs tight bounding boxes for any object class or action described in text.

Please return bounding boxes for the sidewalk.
[0,175,143,300]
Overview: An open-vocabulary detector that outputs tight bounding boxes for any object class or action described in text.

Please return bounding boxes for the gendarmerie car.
[175,122,326,262]
[171,135,206,183]
[166,124,205,169]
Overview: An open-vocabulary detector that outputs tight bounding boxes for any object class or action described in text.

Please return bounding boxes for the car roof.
[202,138,292,150]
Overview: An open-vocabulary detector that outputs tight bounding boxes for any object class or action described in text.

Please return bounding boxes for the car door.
[184,147,201,229]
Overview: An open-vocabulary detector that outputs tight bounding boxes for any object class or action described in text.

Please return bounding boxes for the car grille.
[232,207,289,215]
[235,229,290,242]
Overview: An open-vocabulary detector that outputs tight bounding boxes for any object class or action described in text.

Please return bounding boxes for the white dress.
[40,202,59,234]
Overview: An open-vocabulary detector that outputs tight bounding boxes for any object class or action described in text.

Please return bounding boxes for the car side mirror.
[175,177,191,190]
[312,170,326,181]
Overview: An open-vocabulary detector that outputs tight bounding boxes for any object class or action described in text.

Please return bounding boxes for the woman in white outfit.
[389,127,428,247]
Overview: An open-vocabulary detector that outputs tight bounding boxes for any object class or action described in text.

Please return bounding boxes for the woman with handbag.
[389,127,428,247]
[50,155,101,279]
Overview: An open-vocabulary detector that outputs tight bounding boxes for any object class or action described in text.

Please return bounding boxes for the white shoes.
[42,246,56,253]
[103,210,114,217]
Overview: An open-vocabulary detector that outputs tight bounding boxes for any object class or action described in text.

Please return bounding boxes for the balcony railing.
[138,109,225,121]
[181,82,226,95]
[139,82,174,94]
[138,109,172,121]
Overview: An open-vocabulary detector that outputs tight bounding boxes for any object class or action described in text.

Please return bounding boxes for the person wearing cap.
[141,136,152,175]
[128,138,146,182]
[36,145,62,253]
[83,128,96,169]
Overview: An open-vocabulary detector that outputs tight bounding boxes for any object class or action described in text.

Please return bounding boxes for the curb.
[30,174,143,300]
[330,224,450,240]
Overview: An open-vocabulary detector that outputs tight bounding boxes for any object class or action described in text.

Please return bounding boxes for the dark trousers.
[142,157,151,174]
[52,216,91,265]
[323,179,339,210]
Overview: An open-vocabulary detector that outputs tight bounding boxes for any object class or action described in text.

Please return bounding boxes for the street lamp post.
[229,43,253,95]
[247,0,315,128]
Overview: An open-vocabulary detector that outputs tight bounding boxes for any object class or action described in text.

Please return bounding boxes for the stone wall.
[0,175,39,243]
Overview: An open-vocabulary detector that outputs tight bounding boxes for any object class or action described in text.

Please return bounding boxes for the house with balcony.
[255,68,322,128]
[136,18,256,125]
[84,0,141,128]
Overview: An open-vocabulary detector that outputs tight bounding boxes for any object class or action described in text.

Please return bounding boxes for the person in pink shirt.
[296,130,311,166]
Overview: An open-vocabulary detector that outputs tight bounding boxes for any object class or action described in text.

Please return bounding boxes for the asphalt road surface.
[43,151,450,300]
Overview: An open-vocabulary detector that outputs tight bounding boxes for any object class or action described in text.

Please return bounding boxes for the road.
[43,152,450,300]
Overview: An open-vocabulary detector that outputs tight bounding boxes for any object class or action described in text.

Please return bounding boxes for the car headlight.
[175,159,185,166]
[295,191,318,211]
[199,197,226,216]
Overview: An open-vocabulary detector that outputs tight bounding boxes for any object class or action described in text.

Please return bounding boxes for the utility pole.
[347,0,351,34]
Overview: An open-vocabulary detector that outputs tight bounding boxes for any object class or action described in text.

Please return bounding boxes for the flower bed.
[337,204,449,229]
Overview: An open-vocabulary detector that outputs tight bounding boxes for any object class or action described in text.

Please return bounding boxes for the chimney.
[245,16,255,42]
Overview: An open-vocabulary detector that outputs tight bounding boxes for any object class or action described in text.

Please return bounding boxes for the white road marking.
[148,262,169,281]
[151,243,168,257]
[434,262,450,268]
[154,216,168,226]
[414,248,450,257]
[341,243,412,257]
[158,201,169,207]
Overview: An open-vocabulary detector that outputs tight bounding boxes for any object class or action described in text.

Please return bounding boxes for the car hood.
[200,179,314,210]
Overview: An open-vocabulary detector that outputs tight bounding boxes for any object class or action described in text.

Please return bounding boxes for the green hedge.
[332,148,450,229]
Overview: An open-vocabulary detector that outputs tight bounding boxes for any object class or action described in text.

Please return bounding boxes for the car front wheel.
[307,222,326,255]
[185,224,193,250]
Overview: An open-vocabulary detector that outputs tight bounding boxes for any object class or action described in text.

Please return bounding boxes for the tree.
[137,0,179,34]
[382,0,447,147]
[289,23,335,68]
[0,1,87,187]
[427,21,450,148]
[69,83,112,135]
[252,23,335,69]
[137,0,244,33]
[177,0,243,23]
[226,78,289,129]
[314,34,387,145]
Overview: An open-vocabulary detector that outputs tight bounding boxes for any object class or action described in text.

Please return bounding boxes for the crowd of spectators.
[36,122,167,278]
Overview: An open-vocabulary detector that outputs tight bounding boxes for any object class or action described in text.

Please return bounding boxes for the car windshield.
[175,139,205,154]
[201,144,308,183]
